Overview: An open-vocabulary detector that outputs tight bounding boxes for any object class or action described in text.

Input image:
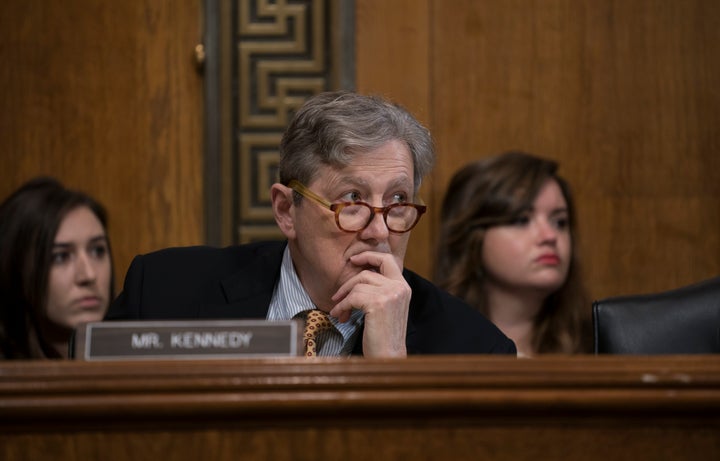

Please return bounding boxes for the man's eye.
[340,191,362,202]
[391,192,408,204]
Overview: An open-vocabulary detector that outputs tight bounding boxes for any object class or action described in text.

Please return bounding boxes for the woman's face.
[481,179,571,296]
[45,206,111,330]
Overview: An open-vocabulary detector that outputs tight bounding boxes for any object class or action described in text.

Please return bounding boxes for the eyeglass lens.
[338,203,418,232]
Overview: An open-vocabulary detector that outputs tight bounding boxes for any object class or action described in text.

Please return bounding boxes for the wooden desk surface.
[1,355,719,460]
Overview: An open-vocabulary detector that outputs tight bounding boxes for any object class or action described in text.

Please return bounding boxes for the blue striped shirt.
[267,247,364,356]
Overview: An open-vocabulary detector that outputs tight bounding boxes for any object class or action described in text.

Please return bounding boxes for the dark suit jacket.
[106,241,516,355]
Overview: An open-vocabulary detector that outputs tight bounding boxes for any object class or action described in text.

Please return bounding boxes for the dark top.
[106,241,516,356]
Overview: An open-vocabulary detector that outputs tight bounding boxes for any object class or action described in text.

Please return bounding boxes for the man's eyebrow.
[332,177,366,188]
[387,175,412,190]
[335,175,412,190]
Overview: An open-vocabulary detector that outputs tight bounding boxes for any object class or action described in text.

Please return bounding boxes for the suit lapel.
[210,242,286,319]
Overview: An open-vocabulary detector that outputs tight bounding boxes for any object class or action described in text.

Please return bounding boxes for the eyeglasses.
[288,180,426,234]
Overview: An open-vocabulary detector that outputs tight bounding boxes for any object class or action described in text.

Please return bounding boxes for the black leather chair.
[593,276,720,354]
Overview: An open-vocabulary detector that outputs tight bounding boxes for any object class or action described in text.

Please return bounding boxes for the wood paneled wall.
[2,0,719,304]
[355,0,433,282]
[0,0,204,288]
[356,0,720,300]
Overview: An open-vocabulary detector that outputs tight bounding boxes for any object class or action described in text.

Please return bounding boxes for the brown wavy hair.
[434,151,591,353]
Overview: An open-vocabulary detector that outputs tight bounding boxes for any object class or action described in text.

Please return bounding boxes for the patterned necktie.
[303,309,333,357]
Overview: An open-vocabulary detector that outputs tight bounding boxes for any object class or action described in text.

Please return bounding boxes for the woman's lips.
[75,296,102,309]
[536,254,560,265]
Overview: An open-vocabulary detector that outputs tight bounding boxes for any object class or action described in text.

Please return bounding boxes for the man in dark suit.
[106,91,516,357]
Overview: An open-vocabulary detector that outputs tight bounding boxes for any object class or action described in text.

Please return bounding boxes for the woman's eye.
[90,244,108,259]
[510,215,530,226]
[552,216,569,230]
[52,251,71,265]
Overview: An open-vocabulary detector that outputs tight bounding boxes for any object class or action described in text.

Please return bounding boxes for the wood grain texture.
[355,0,433,277]
[0,0,204,286]
[2,0,718,306]
[357,0,720,300]
[1,356,719,460]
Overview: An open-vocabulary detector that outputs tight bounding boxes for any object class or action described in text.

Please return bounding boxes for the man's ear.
[271,184,296,239]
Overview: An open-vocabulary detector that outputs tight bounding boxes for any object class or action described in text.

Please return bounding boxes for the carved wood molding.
[2,356,720,424]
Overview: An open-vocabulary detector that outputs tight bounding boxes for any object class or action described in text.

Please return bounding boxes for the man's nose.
[361,208,390,238]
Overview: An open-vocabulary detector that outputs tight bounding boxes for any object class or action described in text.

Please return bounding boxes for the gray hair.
[278,91,435,196]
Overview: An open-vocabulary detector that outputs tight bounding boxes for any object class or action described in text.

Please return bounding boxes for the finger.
[331,267,384,302]
[330,285,373,322]
[330,276,380,322]
[329,296,356,322]
[349,252,402,278]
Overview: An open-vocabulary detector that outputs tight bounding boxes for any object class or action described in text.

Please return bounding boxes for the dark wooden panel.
[5,0,719,301]
[1,356,719,460]
[0,0,204,284]
[355,0,432,278]
[430,0,720,299]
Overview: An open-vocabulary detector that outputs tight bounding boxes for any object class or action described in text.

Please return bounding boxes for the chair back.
[593,276,720,354]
